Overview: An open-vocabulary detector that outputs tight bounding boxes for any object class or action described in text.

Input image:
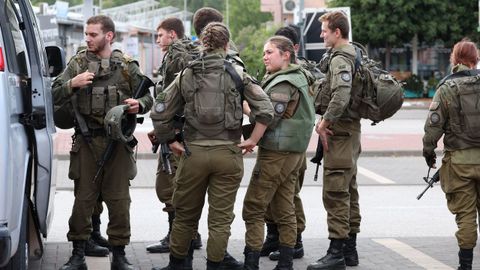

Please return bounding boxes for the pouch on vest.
[91,86,105,116]
[458,81,480,138]
[78,87,92,115]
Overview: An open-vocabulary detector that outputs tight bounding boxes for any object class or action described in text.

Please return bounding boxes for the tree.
[235,24,276,80]
[328,0,480,71]
[228,0,272,38]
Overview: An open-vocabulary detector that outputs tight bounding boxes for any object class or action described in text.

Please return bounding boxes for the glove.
[424,153,436,168]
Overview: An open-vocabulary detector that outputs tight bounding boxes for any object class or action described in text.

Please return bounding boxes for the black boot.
[269,234,304,261]
[152,254,186,270]
[59,240,87,270]
[85,238,109,257]
[111,245,134,270]
[182,241,195,270]
[91,214,110,249]
[458,248,473,270]
[273,245,294,270]
[343,233,359,266]
[307,239,346,270]
[206,260,221,270]
[260,223,279,256]
[218,251,243,270]
[146,211,175,253]
[243,246,260,270]
[192,232,203,249]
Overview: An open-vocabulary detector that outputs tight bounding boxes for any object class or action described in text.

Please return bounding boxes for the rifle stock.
[310,136,324,181]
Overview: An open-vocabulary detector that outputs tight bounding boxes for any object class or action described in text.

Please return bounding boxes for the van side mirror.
[45,46,66,77]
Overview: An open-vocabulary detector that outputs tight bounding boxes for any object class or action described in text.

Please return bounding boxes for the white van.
[0,0,65,269]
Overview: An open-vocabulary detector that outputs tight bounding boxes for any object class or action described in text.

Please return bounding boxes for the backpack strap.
[437,69,480,88]
[224,60,245,101]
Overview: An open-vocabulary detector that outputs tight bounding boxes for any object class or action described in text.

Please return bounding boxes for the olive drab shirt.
[52,49,153,129]
[150,49,273,144]
[315,44,360,122]
[423,64,480,163]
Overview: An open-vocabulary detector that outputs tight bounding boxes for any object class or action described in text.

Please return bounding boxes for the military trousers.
[169,143,243,262]
[67,135,136,246]
[243,147,303,250]
[265,153,307,234]
[155,153,177,212]
[322,120,362,239]
[440,149,480,249]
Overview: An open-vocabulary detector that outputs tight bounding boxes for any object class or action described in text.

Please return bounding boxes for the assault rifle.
[310,136,324,181]
[417,168,440,200]
[93,76,154,182]
[173,114,191,157]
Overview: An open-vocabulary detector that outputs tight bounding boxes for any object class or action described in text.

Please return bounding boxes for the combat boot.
[219,251,243,270]
[111,245,134,270]
[307,239,346,270]
[269,233,304,261]
[206,260,221,270]
[183,240,195,270]
[91,214,110,249]
[152,254,186,270]
[343,233,359,266]
[85,238,109,257]
[260,223,279,256]
[59,240,87,270]
[243,246,260,270]
[458,248,473,270]
[272,245,294,270]
[146,211,175,253]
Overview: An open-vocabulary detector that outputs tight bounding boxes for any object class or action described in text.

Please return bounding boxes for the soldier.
[308,11,361,270]
[52,15,153,270]
[262,25,320,261]
[242,35,315,270]
[146,17,203,255]
[150,22,273,270]
[423,39,480,270]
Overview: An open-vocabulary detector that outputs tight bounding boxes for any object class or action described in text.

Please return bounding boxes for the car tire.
[0,196,28,270]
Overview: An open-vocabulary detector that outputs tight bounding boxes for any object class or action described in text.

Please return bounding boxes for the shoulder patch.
[274,103,286,114]
[429,112,440,124]
[341,72,351,82]
[155,102,166,113]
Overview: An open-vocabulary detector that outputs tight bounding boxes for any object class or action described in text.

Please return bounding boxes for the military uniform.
[52,49,153,246]
[242,64,315,269]
[423,64,480,269]
[150,49,273,264]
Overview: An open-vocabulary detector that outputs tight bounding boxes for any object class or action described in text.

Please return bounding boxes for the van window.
[3,0,30,75]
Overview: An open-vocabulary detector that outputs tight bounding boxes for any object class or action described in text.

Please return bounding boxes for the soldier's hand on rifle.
[124,98,139,114]
[315,119,333,152]
[424,152,437,169]
[169,141,185,156]
[147,130,158,144]
[71,71,95,88]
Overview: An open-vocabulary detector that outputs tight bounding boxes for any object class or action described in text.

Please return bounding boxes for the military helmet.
[54,102,75,129]
[104,104,137,143]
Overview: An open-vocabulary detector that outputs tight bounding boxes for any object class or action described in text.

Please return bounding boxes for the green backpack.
[335,43,404,124]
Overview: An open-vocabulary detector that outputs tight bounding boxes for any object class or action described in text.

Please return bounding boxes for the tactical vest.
[260,70,315,153]
[443,76,480,147]
[74,50,133,129]
[181,54,244,142]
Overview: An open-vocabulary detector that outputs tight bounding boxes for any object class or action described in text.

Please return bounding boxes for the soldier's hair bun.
[200,22,230,52]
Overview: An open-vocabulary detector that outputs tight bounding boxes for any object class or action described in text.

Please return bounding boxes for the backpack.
[335,43,404,125]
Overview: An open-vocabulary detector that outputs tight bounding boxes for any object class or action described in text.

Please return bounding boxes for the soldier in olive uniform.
[262,25,321,261]
[242,35,315,270]
[308,11,361,270]
[52,15,153,270]
[423,39,480,270]
[146,17,203,255]
[150,22,273,270]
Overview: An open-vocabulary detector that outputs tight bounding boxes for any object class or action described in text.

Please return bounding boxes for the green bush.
[403,74,424,95]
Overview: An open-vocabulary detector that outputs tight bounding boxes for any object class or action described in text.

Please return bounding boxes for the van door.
[15,0,56,237]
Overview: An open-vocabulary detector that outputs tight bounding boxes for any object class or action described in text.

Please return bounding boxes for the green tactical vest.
[74,49,133,129]
[181,53,244,142]
[260,68,315,153]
